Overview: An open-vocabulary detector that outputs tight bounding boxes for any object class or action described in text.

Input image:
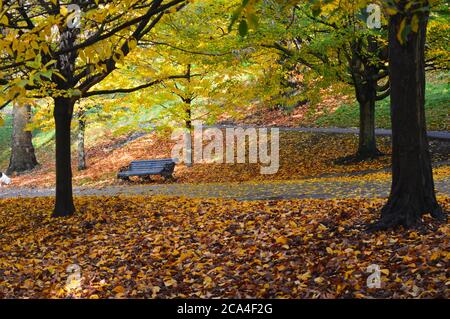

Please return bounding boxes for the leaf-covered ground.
[6,130,450,188]
[0,196,448,299]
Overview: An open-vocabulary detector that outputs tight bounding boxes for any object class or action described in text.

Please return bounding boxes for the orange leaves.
[275,236,288,245]
[112,285,126,294]
[164,279,177,288]
[0,195,449,299]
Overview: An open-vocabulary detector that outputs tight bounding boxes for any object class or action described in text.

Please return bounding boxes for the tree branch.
[83,74,198,97]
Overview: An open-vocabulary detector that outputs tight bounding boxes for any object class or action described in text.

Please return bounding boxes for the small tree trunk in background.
[185,103,193,167]
[52,97,76,217]
[370,2,445,230]
[349,43,381,160]
[7,104,39,175]
[77,110,87,171]
[185,64,194,167]
[356,85,380,159]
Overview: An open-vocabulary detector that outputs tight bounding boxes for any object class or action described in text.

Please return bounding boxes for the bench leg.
[163,173,174,181]
[141,175,153,182]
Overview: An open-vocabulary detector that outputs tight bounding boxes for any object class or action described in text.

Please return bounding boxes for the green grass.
[0,114,13,167]
[315,80,449,130]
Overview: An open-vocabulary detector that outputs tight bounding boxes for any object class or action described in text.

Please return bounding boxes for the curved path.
[1,175,449,201]
[213,125,450,141]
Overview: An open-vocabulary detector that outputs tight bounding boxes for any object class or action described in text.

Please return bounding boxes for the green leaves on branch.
[228,0,261,36]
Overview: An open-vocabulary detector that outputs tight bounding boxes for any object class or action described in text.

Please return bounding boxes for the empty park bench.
[118,159,176,181]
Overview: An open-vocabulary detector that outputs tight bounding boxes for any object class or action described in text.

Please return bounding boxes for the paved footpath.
[1,176,449,201]
[212,125,450,141]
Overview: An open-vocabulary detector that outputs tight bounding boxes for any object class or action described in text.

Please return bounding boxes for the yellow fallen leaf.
[275,236,288,244]
[314,277,325,284]
[113,285,125,293]
[164,278,177,287]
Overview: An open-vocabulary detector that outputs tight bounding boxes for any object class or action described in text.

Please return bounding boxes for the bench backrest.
[129,159,175,171]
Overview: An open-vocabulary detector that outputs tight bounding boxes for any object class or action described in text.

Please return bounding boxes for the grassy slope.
[315,80,449,130]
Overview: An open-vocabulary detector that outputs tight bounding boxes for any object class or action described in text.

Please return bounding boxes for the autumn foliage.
[0,196,448,298]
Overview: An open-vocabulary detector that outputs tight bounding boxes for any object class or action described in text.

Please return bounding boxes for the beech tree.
[76,104,87,171]
[221,1,389,159]
[0,0,188,217]
[234,0,447,229]
[91,0,270,163]
[369,0,446,229]
[255,2,390,159]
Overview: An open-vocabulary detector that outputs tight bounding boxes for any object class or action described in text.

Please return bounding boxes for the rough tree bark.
[346,38,385,161]
[184,64,194,167]
[370,1,446,230]
[77,109,87,171]
[50,20,79,217]
[355,83,380,159]
[185,104,193,165]
[7,104,39,174]
[52,97,76,217]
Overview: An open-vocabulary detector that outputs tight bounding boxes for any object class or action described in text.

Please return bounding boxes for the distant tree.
[76,105,87,171]
[7,103,39,174]
[256,1,389,159]
[91,0,268,163]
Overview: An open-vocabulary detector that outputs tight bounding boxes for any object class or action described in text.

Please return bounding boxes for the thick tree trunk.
[370,4,445,230]
[52,97,76,217]
[7,104,39,174]
[77,111,87,171]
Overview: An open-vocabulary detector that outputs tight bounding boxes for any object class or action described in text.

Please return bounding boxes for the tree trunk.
[185,64,193,167]
[52,97,76,217]
[7,104,39,174]
[77,110,87,171]
[349,41,381,160]
[370,3,445,230]
[185,103,193,167]
[355,82,382,159]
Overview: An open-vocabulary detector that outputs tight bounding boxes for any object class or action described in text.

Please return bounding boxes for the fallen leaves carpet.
[0,196,448,298]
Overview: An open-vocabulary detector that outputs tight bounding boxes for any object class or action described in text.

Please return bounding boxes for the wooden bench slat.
[131,160,174,165]
[118,159,176,181]
[132,168,167,170]
[130,163,170,167]
[129,165,167,168]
